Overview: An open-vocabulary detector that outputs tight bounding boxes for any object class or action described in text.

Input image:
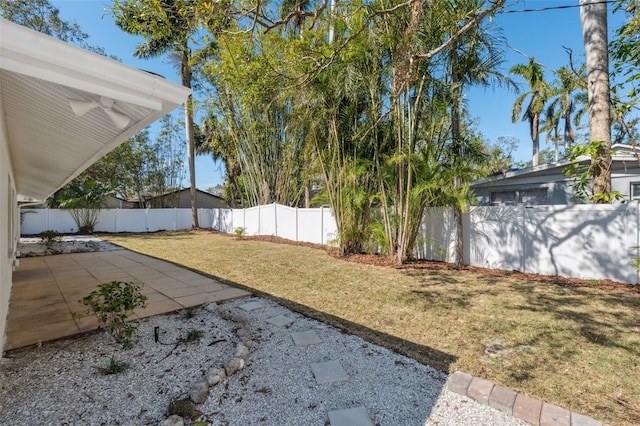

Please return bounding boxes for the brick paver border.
[446,371,603,426]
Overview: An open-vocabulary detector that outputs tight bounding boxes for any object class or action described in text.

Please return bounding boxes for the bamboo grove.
[187,0,507,263]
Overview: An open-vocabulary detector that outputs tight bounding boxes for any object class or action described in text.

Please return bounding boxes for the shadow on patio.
[5,250,251,351]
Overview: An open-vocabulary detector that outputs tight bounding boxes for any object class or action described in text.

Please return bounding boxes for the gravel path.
[0,296,526,425]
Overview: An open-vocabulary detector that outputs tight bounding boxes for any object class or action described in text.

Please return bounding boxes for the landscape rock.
[189,381,210,404]
[206,368,226,386]
[241,339,255,350]
[224,357,245,376]
[235,342,249,359]
[159,414,185,426]
[167,399,198,419]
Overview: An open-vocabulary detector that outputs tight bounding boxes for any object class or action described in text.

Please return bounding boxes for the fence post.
[295,207,299,242]
[258,204,261,236]
[274,202,278,237]
[320,206,324,245]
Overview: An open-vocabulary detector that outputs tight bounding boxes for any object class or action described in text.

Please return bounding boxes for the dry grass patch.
[102,231,640,425]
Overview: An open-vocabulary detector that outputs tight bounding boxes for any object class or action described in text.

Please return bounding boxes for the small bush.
[80,280,147,349]
[183,329,204,343]
[96,356,128,375]
[234,227,246,240]
[38,230,62,249]
[182,307,196,319]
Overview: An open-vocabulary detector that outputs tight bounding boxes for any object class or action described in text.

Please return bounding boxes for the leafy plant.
[234,227,246,240]
[96,356,128,375]
[183,329,204,343]
[37,230,62,250]
[182,307,196,319]
[80,280,147,349]
[564,141,625,204]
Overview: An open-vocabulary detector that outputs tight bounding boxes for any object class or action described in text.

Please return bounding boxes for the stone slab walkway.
[5,250,250,351]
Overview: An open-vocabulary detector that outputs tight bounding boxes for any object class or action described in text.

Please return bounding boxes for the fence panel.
[212,209,234,233]
[523,204,634,282]
[467,205,525,272]
[297,208,322,244]
[21,209,48,235]
[259,204,277,236]
[114,209,147,232]
[414,208,455,262]
[96,210,117,232]
[276,205,298,241]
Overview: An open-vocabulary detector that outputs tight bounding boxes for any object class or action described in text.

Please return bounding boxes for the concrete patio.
[4,250,251,351]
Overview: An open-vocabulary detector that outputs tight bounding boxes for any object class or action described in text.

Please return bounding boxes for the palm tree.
[543,65,587,160]
[447,0,515,268]
[510,57,550,166]
[112,0,207,228]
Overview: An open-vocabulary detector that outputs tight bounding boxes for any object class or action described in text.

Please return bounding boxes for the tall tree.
[112,0,204,227]
[543,65,587,160]
[579,0,612,199]
[510,57,549,167]
[446,0,513,268]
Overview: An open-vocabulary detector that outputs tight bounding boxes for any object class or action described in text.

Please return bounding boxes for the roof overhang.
[0,19,191,201]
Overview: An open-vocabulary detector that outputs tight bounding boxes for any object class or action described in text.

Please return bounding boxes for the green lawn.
[102,231,640,425]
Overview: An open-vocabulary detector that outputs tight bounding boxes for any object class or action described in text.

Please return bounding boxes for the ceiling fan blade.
[69,99,98,116]
[103,108,131,130]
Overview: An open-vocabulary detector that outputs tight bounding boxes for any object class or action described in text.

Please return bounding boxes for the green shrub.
[234,227,246,240]
[38,230,62,249]
[80,280,147,349]
[96,356,128,375]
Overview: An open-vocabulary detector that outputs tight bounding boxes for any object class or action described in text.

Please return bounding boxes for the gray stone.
[291,330,321,347]
[235,342,250,359]
[540,402,570,426]
[488,385,516,414]
[206,368,226,386]
[238,301,262,311]
[167,399,197,418]
[204,303,219,313]
[236,328,248,337]
[266,315,294,327]
[242,339,256,350]
[447,371,473,395]
[189,381,209,404]
[159,415,185,426]
[327,407,374,426]
[225,357,245,376]
[311,360,348,384]
[467,377,494,405]
[571,412,603,426]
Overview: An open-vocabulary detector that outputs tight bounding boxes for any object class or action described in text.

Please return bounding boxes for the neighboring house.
[0,19,190,356]
[472,144,640,205]
[104,195,139,209]
[145,188,227,209]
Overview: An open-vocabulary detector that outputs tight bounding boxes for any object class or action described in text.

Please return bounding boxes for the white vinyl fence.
[21,202,639,284]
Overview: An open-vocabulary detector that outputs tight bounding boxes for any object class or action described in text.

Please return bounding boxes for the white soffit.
[0,19,191,200]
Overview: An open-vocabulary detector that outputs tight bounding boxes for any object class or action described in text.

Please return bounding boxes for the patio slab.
[4,250,251,351]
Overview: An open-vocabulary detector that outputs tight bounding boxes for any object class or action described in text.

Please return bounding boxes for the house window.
[520,188,547,204]
[631,183,640,200]
[490,190,517,205]
[490,188,548,205]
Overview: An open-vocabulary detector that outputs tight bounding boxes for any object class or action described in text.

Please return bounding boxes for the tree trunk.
[580,0,612,199]
[182,51,199,227]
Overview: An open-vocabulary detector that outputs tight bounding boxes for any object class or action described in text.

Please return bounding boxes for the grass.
[101,231,640,425]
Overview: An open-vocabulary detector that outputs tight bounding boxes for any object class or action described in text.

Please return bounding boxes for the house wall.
[0,97,18,356]
[474,163,640,205]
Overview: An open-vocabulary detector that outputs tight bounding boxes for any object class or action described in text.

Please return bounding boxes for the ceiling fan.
[68,96,131,130]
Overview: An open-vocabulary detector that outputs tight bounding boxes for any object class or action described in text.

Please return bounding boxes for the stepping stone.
[266,315,294,327]
[311,360,348,384]
[328,407,374,426]
[238,301,262,311]
[291,330,321,346]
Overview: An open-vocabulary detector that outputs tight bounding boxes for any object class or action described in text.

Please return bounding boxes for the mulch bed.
[194,229,640,293]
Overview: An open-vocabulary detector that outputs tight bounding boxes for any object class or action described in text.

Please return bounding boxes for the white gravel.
[0,296,526,426]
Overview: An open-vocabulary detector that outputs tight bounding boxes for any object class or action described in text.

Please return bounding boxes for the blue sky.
[48,0,627,189]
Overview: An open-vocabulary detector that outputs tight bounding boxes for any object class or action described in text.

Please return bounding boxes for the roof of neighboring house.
[145,188,225,201]
[472,144,640,187]
[1,19,191,201]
